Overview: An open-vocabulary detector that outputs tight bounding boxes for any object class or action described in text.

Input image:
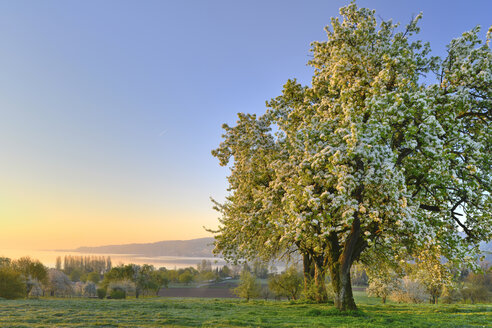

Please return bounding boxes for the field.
[0,292,491,328]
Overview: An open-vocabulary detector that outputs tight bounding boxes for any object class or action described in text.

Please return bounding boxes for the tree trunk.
[330,262,357,311]
[302,253,328,303]
[302,253,315,296]
[326,213,365,311]
[313,260,328,303]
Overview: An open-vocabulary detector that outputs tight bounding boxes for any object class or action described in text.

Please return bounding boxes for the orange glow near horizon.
[0,180,219,250]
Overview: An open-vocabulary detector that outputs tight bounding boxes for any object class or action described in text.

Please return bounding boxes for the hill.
[70,237,215,257]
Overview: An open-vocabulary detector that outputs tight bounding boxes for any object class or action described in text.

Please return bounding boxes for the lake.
[0,248,228,269]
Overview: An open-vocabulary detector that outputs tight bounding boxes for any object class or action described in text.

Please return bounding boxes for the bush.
[97,288,106,299]
[107,280,136,297]
[110,289,126,299]
[0,267,26,299]
[390,277,428,303]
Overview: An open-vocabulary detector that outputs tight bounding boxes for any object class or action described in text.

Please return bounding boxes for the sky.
[0,0,490,250]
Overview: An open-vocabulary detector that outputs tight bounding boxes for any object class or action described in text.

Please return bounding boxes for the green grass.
[0,293,490,327]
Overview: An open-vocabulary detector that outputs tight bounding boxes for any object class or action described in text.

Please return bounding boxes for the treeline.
[57,255,112,276]
[0,256,250,300]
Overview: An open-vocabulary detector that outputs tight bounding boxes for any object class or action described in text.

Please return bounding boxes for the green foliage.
[212,2,491,311]
[62,255,111,276]
[87,272,100,284]
[461,270,492,303]
[109,289,126,299]
[233,270,261,301]
[69,269,82,282]
[11,257,48,295]
[178,272,193,285]
[96,288,106,299]
[0,266,26,300]
[268,266,303,300]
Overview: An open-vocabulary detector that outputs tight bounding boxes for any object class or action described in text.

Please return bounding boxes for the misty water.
[0,249,227,269]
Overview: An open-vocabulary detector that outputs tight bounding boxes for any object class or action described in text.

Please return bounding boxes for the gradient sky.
[0,0,491,250]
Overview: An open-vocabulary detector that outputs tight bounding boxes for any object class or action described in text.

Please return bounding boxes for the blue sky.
[0,0,490,249]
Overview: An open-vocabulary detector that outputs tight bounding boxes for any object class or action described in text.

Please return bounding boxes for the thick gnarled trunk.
[327,213,365,311]
[329,262,357,310]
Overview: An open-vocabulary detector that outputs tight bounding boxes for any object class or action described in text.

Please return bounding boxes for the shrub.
[390,277,428,303]
[110,289,126,299]
[107,280,135,297]
[97,288,106,299]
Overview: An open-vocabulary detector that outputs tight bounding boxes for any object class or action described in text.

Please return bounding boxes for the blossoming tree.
[212,3,491,311]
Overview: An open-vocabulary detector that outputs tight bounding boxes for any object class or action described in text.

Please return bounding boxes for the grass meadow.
[0,291,490,327]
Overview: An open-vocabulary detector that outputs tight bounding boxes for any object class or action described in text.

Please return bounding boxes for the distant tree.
[461,269,492,303]
[69,269,82,282]
[367,269,400,304]
[87,272,100,284]
[268,266,303,300]
[252,260,269,279]
[46,269,73,297]
[178,272,193,285]
[28,280,43,298]
[150,270,169,296]
[12,257,48,294]
[233,270,261,301]
[412,246,452,304]
[0,266,26,299]
[351,264,368,287]
[83,282,97,297]
[0,257,11,267]
[390,277,429,304]
[220,265,231,278]
[55,257,62,271]
[197,260,212,273]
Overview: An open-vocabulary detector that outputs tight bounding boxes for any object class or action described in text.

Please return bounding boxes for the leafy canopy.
[212,3,491,280]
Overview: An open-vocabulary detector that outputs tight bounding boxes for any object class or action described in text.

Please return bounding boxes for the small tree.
[233,270,261,301]
[0,266,26,299]
[12,257,48,294]
[268,266,303,300]
[412,246,452,304]
[367,271,399,304]
[46,269,73,297]
[83,282,97,297]
[178,272,193,285]
[150,270,169,295]
[28,280,43,298]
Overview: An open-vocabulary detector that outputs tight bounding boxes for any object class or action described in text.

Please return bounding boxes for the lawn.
[0,292,490,327]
